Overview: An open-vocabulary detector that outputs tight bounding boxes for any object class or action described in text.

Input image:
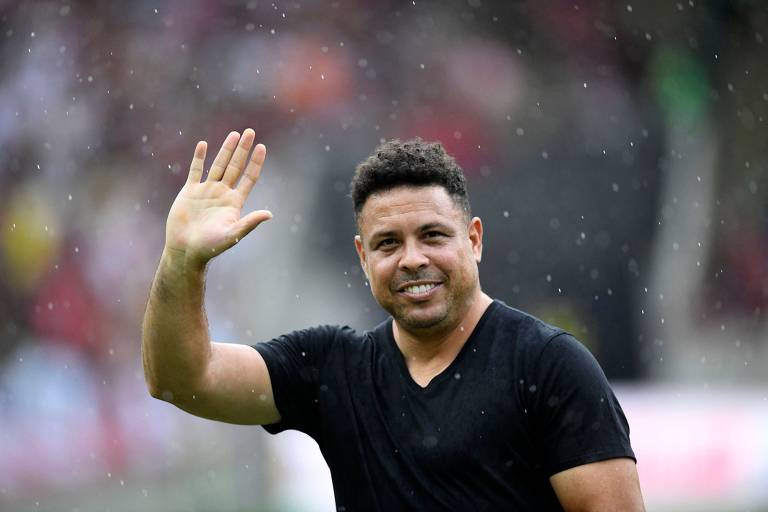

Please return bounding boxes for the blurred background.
[0,0,766,510]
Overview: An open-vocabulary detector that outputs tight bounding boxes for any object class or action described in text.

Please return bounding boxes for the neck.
[392,291,493,366]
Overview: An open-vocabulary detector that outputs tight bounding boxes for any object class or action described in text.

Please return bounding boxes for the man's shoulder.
[273,323,366,344]
[487,299,567,344]
[259,321,385,351]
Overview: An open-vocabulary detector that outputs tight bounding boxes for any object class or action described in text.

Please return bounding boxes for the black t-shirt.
[253,300,635,511]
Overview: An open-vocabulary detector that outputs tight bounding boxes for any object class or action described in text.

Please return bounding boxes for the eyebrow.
[368,222,453,246]
[419,222,451,233]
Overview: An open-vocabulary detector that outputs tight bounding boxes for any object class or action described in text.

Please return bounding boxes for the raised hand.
[164,129,272,268]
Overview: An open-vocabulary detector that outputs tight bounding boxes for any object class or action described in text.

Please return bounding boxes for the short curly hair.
[350,138,471,223]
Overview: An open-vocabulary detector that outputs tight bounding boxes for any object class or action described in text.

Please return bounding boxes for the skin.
[142,129,279,425]
[353,185,493,385]
[142,129,645,510]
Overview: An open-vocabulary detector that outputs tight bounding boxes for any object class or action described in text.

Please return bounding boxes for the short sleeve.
[252,325,339,437]
[528,333,636,476]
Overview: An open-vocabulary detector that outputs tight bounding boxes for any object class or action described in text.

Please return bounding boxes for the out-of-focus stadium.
[1,1,766,510]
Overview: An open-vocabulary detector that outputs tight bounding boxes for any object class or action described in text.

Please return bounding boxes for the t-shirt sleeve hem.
[546,449,637,477]
[251,343,293,435]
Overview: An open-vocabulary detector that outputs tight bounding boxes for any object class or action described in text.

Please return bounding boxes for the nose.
[398,241,429,271]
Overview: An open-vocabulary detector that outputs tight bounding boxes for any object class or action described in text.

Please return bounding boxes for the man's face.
[354,185,484,335]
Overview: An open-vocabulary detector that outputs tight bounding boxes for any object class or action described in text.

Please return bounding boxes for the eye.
[424,231,445,239]
[376,238,398,249]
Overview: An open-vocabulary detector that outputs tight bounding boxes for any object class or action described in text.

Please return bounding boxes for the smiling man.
[142,130,645,511]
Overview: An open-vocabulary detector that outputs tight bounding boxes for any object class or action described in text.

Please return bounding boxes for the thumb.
[230,210,273,243]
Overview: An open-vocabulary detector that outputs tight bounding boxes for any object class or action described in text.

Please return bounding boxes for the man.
[142,128,645,511]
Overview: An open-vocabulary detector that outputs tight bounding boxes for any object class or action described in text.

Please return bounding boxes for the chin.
[396,307,450,332]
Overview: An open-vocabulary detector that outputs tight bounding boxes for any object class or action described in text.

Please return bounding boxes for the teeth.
[404,283,436,294]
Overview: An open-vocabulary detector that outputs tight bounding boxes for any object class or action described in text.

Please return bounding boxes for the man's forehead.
[357,185,463,235]
[362,185,452,210]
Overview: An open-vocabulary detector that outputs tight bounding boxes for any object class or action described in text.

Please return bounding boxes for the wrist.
[161,246,208,275]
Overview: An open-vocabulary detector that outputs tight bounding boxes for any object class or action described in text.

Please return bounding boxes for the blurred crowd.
[0,0,766,509]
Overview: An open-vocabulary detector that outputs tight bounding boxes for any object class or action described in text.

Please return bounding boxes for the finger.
[229,210,273,244]
[236,143,267,197]
[206,131,240,182]
[222,128,255,187]
[186,141,207,184]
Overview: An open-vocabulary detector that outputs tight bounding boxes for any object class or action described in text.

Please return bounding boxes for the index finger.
[236,143,266,197]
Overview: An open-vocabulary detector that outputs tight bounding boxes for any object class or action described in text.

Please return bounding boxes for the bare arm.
[550,458,645,512]
[142,129,280,425]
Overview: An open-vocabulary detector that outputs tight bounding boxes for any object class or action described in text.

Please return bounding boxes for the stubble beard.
[392,301,450,331]
[385,278,477,336]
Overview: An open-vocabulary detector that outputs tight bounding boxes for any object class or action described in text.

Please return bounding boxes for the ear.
[467,217,484,263]
[354,235,368,278]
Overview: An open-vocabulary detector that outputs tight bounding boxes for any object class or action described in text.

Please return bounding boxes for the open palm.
[165,129,272,267]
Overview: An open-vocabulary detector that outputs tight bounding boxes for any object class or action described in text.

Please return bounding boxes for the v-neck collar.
[382,300,500,393]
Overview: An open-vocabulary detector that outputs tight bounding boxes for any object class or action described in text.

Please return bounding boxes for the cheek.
[368,259,395,288]
[443,252,475,281]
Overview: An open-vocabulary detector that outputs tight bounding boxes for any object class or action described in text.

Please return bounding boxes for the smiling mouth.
[402,283,437,294]
[397,282,443,299]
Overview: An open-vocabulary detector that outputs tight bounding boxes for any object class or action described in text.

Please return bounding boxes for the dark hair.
[350,138,471,222]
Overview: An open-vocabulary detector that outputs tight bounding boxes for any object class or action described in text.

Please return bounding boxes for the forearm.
[142,248,211,403]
